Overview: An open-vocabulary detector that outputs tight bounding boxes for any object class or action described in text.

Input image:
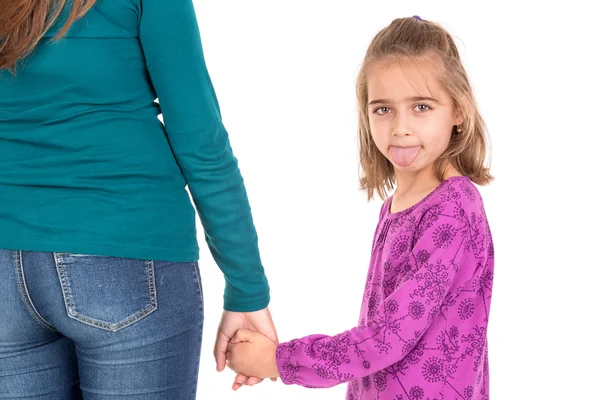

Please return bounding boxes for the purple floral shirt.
[276,176,494,399]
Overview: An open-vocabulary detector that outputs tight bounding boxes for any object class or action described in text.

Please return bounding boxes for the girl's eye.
[374,107,391,115]
[414,104,431,112]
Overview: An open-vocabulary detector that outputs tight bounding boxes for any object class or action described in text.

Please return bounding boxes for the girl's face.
[367,60,462,181]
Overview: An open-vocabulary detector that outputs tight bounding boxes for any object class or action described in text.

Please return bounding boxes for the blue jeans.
[0,250,204,399]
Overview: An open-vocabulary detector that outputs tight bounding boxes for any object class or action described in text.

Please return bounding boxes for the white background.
[189,1,599,398]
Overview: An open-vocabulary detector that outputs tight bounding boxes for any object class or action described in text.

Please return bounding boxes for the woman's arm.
[138,0,269,312]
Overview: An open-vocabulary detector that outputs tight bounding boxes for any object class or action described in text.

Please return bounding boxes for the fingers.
[232,373,248,391]
[269,331,280,345]
[230,328,254,344]
[232,374,265,389]
[266,322,279,345]
[249,307,280,344]
[260,328,279,345]
[214,333,230,372]
[226,357,264,389]
[246,376,264,386]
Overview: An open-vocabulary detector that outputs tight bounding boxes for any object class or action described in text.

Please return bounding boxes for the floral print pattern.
[276,177,494,399]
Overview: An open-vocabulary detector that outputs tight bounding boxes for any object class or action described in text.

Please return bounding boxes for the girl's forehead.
[367,59,444,100]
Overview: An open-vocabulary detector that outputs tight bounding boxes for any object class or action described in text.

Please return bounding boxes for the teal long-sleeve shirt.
[0,0,269,312]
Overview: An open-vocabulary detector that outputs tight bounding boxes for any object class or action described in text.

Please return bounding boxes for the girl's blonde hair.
[0,0,97,73]
[357,17,492,200]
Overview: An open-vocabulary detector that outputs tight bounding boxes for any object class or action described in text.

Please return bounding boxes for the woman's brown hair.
[0,0,96,73]
[357,17,493,200]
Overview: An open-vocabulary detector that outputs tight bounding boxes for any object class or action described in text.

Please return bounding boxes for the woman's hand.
[213,308,278,390]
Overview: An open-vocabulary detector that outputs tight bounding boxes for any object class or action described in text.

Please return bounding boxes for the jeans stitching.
[53,253,158,332]
[191,262,203,300]
[147,260,157,308]
[15,251,58,332]
[54,252,75,312]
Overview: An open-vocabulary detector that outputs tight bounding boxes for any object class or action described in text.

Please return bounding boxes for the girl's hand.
[227,329,280,380]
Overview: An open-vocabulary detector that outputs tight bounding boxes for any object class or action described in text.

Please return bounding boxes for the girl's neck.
[390,164,462,213]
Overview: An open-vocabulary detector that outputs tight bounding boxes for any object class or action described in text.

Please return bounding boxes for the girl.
[0,0,276,398]
[227,16,494,400]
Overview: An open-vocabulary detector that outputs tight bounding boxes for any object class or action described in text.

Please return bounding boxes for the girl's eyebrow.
[368,96,439,105]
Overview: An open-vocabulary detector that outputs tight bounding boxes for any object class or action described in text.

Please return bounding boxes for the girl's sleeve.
[137,0,269,312]
[276,199,486,388]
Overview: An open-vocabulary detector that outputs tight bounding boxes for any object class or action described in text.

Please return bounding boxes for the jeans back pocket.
[54,253,157,332]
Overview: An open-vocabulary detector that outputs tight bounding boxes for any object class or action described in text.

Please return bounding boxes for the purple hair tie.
[413,15,423,21]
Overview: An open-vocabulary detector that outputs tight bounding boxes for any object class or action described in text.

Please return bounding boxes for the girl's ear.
[453,114,464,126]
[452,94,468,127]
[453,106,464,127]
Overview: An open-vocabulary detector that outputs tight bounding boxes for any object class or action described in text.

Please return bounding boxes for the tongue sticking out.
[390,146,421,167]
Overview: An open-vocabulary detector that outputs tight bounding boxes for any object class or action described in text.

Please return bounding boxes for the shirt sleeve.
[275,199,487,387]
[138,0,269,312]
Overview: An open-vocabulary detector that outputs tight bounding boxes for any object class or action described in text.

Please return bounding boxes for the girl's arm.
[276,199,490,388]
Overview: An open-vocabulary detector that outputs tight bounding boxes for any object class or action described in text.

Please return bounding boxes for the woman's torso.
[0,1,198,261]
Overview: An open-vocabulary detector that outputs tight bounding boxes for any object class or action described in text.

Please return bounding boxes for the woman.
[0,0,276,398]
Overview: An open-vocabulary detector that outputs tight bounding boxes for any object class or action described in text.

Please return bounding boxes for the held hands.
[213,307,279,391]
[227,329,279,380]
